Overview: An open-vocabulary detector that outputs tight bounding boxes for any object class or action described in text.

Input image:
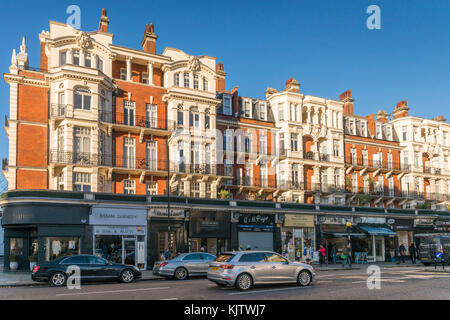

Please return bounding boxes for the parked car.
[153,252,216,280]
[207,250,315,290]
[31,254,142,286]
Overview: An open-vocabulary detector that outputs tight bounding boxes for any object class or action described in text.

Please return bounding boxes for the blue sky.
[0,0,449,181]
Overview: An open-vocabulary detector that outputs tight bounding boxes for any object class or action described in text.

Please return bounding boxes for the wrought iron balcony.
[100,112,168,130]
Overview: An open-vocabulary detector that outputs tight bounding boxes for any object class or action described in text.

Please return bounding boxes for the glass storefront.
[44,237,80,261]
[94,234,145,266]
[282,227,315,262]
[190,238,228,256]
[10,238,23,256]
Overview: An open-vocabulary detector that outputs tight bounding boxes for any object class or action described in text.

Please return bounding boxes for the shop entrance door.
[123,238,136,266]
[375,237,385,262]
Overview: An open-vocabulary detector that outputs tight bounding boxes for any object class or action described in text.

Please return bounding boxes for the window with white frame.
[243,100,251,118]
[146,140,157,171]
[205,183,212,198]
[120,68,127,80]
[189,107,200,128]
[146,180,157,195]
[174,73,180,86]
[202,77,208,91]
[222,96,232,116]
[193,74,199,89]
[84,52,91,68]
[123,100,135,126]
[350,148,357,165]
[123,179,135,194]
[73,127,91,164]
[244,133,252,154]
[96,56,103,72]
[402,126,408,141]
[290,133,298,152]
[260,102,266,120]
[363,175,369,193]
[177,105,184,125]
[260,165,268,188]
[72,50,80,65]
[387,153,393,169]
[389,177,394,196]
[205,109,210,129]
[142,72,149,84]
[191,182,200,198]
[333,140,340,157]
[351,173,358,193]
[376,123,382,139]
[259,133,267,155]
[59,51,67,66]
[146,103,157,128]
[183,72,190,88]
[386,125,393,141]
[378,176,384,194]
[123,137,135,169]
[362,149,369,166]
[73,172,91,192]
[361,121,367,136]
[73,87,91,110]
[278,103,284,121]
[57,172,64,190]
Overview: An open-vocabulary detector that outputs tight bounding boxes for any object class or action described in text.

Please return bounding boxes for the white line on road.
[229,286,310,295]
[351,275,450,284]
[55,286,171,297]
[161,298,179,300]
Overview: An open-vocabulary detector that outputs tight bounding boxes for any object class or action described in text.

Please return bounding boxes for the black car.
[31,254,142,286]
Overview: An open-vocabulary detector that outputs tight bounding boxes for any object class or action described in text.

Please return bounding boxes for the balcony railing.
[424,167,442,175]
[101,112,168,130]
[345,156,405,171]
[303,151,315,160]
[51,104,69,118]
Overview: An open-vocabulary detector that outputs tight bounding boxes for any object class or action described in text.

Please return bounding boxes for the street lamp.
[346,221,352,261]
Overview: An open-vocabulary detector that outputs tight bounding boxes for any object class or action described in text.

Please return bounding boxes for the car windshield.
[214,254,235,262]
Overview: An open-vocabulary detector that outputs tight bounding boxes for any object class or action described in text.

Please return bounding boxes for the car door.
[243,252,273,283]
[87,256,116,279]
[60,255,90,279]
[200,254,216,274]
[182,253,204,275]
[264,252,296,282]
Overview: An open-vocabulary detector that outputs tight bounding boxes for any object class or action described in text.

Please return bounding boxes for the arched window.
[189,107,200,128]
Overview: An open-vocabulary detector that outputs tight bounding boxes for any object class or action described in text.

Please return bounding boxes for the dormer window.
[222,96,232,116]
[243,100,251,118]
[260,103,266,121]
[361,121,367,136]
[376,123,383,139]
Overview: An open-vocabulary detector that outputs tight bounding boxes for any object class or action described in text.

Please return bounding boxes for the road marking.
[229,286,310,295]
[55,286,171,297]
[161,298,178,300]
[351,275,450,284]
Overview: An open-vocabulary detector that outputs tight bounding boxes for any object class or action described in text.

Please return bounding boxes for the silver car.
[207,250,315,290]
[153,252,216,280]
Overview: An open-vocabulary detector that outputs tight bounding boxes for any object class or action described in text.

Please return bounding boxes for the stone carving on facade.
[189,56,201,72]
[76,32,92,49]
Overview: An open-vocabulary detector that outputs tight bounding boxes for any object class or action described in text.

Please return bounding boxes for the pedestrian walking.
[409,242,417,264]
[319,245,326,266]
[163,248,170,260]
[399,244,406,263]
[331,244,337,264]
[342,244,352,269]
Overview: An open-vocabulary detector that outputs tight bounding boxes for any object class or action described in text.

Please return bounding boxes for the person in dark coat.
[399,244,407,263]
[409,242,417,264]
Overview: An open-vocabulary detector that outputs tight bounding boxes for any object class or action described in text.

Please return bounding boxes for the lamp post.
[346,221,352,263]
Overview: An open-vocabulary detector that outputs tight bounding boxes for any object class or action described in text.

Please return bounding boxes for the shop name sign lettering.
[318,216,352,225]
[90,207,147,226]
[239,214,275,226]
[94,226,146,236]
[148,209,185,218]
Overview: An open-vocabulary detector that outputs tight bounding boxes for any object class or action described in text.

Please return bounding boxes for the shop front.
[388,217,415,256]
[237,213,277,251]
[90,206,147,269]
[356,217,397,262]
[316,215,365,262]
[148,208,187,268]
[188,210,231,256]
[414,218,449,265]
[281,214,315,262]
[2,203,89,270]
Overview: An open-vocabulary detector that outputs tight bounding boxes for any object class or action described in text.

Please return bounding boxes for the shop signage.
[391,218,414,231]
[387,219,395,225]
[414,218,435,226]
[93,225,146,236]
[317,216,353,225]
[90,207,147,226]
[360,217,386,224]
[148,209,185,219]
[434,220,450,232]
[189,211,231,238]
[284,214,314,228]
[238,213,275,227]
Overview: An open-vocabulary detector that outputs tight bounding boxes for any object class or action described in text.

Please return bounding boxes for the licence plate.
[211,266,219,271]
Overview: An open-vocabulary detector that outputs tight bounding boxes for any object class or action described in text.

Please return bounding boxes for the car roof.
[220,250,275,255]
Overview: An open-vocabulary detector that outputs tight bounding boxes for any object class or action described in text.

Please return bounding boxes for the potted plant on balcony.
[9,254,18,271]
[28,254,38,271]
[218,190,230,199]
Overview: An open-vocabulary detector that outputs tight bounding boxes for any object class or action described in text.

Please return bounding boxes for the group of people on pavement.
[397,242,418,264]
[318,243,352,268]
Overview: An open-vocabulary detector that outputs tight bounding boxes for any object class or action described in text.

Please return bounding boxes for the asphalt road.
[0,266,449,300]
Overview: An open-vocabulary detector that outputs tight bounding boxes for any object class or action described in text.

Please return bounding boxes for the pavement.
[1,265,450,300]
[0,256,446,288]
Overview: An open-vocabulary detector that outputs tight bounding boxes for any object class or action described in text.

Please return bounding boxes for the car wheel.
[297,270,312,287]
[120,269,136,283]
[50,272,67,287]
[235,273,253,291]
[174,267,188,280]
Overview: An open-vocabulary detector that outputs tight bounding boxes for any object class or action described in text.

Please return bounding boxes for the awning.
[322,232,366,238]
[360,226,397,236]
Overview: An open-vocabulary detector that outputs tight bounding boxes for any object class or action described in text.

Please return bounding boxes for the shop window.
[158,232,176,259]
[95,235,123,263]
[10,238,23,256]
[44,237,80,261]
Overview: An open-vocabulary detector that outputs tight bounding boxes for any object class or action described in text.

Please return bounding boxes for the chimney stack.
[376,110,389,123]
[141,23,158,54]
[98,8,110,33]
[340,90,354,115]
[216,63,226,92]
[284,78,300,93]
[393,100,410,119]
